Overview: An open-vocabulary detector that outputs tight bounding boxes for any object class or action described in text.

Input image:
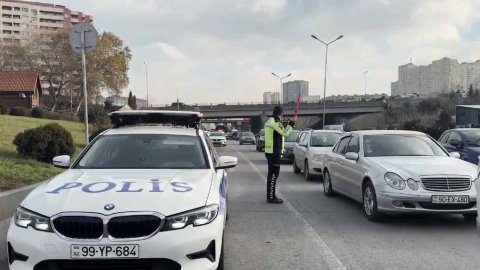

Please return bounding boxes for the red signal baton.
[294,94,302,122]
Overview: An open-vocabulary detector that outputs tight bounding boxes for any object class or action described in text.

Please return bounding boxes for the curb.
[0,183,42,220]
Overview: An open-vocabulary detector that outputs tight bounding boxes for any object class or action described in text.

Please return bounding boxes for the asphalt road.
[1,142,480,269]
[222,142,480,270]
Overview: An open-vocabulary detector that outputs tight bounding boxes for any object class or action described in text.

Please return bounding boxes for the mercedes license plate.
[71,244,139,259]
[431,195,469,204]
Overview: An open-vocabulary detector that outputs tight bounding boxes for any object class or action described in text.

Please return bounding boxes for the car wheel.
[305,160,313,181]
[323,170,334,196]
[293,158,301,174]
[239,142,243,145]
[363,181,383,221]
[216,234,225,270]
[463,213,477,220]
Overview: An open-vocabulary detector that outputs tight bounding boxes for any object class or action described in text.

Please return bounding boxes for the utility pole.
[271,73,291,104]
[364,70,368,96]
[144,61,149,108]
[177,89,180,111]
[311,34,344,127]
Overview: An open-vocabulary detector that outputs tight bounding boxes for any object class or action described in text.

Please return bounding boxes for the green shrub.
[78,104,109,124]
[31,107,44,118]
[13,123,75,162]
[10,106,29,117]
[0,105,9,115]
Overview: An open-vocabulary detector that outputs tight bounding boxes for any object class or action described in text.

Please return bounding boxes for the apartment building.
[0,0,92,43]
[262,91,280,104]
[282,80,309,103]
[390,57,476,97]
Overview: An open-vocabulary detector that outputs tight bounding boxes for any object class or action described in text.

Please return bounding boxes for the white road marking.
[233,146,347,270]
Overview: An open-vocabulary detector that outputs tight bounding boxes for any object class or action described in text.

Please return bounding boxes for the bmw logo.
[104,204,115,211]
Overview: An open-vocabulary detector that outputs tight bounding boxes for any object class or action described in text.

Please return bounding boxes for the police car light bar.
[109,110,203,128]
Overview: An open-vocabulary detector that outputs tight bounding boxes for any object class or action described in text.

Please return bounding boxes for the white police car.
[7,111,237,270]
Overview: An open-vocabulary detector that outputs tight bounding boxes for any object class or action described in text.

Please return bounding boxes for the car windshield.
[311,133,342,147]
[462,131,480,146]
[260,129,265,136]
[243,132,254,137]
[210,132,224,137]
[363,134,448,157]
[75,134,208,169]
[286,131,300,142]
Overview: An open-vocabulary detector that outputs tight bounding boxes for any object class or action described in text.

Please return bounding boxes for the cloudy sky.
[37,0,480,105]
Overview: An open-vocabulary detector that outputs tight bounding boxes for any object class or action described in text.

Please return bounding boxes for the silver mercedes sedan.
[323,130,478,221]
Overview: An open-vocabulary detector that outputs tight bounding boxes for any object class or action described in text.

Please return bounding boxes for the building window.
[13,7,20,11]
[2,14,12,18]
[2,6,12,10]
[31,9,37,14]
[2,22,12,26]
[22,8,28,12]
[12,15,20,19]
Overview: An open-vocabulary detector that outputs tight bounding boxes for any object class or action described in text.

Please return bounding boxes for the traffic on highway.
[2,1,480,270]
[3,109,480,270]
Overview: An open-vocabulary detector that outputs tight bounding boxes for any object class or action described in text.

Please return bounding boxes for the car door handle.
[339,161,344,165]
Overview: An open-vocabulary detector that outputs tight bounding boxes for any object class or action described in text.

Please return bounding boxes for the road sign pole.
[70,22,97,145]
[81,28,89,144]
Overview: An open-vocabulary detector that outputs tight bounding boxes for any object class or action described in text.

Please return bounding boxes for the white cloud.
[33,0,480,104]
[150,42,188,61]
[252,0,287,13]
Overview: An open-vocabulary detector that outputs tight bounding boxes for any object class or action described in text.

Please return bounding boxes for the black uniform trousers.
[265,152,281,200]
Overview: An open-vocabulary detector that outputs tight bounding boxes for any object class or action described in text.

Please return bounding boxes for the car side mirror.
[345,152,359,161]
[53,155,70,169]
[450,152,461,159]
[216,156,238,170]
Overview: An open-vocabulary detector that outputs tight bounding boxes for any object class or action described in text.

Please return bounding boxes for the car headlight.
[14,207,52,232]
[407,178,419,190]
[312,154,324,161]
[162,205,219,231]
[384,172,406,190]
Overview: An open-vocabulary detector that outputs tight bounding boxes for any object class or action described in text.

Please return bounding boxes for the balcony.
[39,21,63,28]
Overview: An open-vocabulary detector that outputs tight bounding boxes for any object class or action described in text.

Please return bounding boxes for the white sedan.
[293,130,343,181]
[208,132,227,147]
[7,111,237,270]
[323,130,477,221]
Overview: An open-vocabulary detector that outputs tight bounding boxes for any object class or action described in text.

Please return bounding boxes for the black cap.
[273,106,283,116]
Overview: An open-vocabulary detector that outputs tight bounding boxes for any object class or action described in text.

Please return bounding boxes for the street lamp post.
[364,70,368,96]
[271,72,291,104]
[144,61,149,108]
[311,34,344,127]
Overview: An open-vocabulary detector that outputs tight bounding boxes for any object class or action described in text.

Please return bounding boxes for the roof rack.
[109,110,203,130]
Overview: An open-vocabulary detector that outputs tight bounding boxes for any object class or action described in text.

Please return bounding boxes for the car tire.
[305,160,313,181]
[239,142,243,145]
[293,158,301,174]
[323,170,334,196]
[363,181,384,221]
[216,235,225,270]
[462,213,477,220]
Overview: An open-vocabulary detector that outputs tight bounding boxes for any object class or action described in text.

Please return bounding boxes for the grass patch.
[0,115,85,191]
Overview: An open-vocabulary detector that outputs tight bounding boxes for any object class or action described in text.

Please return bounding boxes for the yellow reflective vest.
[264,118,293,154]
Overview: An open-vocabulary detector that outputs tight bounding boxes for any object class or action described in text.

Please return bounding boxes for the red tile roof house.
[0,70,43,109]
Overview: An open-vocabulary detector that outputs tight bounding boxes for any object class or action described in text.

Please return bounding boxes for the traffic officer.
[264,106,295,203]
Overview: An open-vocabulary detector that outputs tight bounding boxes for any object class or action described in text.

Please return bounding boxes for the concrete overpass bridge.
[153,101,386,133]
